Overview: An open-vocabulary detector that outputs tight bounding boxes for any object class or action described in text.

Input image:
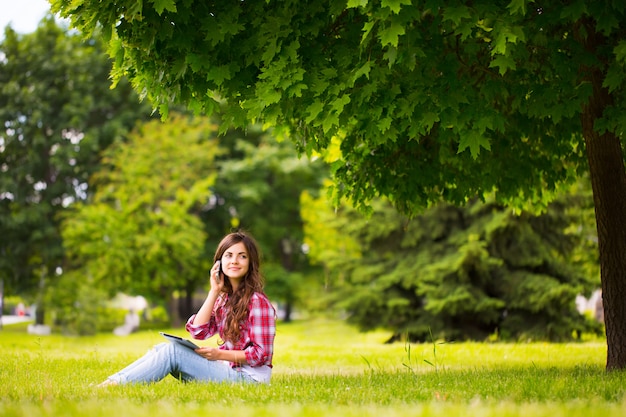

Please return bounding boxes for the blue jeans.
[106,342,256,385]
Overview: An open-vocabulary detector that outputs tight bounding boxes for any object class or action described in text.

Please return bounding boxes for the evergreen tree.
[302,191,599,341]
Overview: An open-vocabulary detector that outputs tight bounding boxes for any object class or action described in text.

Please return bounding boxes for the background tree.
[60,114,219,326]
[302,185,600,342]
[201,124,327,321]
[0,17,153,324]
[52,1,626,368]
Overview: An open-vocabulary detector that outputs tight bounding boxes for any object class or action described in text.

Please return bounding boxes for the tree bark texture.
[580,22,626,369]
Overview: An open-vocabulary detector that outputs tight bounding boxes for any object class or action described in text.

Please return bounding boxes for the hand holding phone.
[214,260,221,284]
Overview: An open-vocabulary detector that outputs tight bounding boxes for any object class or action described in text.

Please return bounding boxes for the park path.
[0,315,32,325]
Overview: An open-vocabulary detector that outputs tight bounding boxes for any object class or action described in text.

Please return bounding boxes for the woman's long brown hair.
[213,231,265,343]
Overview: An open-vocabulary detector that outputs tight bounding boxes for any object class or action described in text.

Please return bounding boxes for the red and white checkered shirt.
[186,292,276,368]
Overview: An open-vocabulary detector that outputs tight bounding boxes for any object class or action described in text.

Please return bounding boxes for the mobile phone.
[216,260,222,282]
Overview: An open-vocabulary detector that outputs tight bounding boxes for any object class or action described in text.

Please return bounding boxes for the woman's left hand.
[195,346,221,361]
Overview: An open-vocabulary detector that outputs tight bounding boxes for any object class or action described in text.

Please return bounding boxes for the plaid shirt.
[186,292,276,368]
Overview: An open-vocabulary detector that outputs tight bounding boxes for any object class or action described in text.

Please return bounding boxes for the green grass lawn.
[1,318,625,416]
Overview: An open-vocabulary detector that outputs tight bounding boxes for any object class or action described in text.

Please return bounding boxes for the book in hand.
[159,332,199,350]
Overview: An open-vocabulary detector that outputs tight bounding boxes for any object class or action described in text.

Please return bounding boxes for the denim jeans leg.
[106,342,254,385]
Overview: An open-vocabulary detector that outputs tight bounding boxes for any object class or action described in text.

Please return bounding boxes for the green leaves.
[381,0,412,14]
[420,112,440,133]
[151,0,177,15]
[379,23,404,48]
[305,100,325,124]
[560,0,588,22]
[614,40,626,63]
[506,0,532,16]
[490,24,526,56]
[489,54,516,75]
[347,0,368,8]
[457,132,491,159]
[443,5,471,25]
[51,0,625,218]
[352,61,372,83]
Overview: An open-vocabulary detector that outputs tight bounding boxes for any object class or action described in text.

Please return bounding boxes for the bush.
[97,305,171,333]
[47,273,106,336]
[95,307,128,333]
[46,272,173,335]
[139,305,170,330]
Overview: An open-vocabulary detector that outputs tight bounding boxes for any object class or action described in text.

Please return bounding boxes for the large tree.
[0,17,153,322]
[51,1,626,369]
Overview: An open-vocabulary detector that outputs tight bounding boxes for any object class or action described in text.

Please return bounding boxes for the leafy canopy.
[51,0,626,213]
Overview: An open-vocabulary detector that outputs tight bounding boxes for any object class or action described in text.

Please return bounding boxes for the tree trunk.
[35,269,46,326]
[583,122,626,370]
[580,25,626,369]
[283,300,293,323]
[177,287,195,323]
[0,278,4,330]
[167,294,181,328]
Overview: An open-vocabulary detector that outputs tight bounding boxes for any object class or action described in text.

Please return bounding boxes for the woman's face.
[220,241,250,280]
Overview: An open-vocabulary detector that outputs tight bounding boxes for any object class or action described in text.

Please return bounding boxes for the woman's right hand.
[209,260,224,293]
[191,262,223,326]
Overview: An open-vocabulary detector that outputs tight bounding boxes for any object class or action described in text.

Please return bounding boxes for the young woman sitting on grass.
[98,231,276,386]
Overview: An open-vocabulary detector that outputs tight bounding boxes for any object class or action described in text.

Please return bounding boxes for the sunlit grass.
[0,318,624,417]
